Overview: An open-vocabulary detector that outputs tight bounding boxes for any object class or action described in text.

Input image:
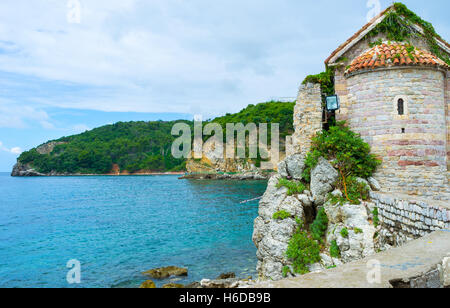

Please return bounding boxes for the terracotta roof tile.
[345,42,449,75]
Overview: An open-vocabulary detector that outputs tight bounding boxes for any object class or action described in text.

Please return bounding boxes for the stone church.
[290,4,450,200]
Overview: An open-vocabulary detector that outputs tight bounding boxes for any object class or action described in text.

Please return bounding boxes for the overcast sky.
[0,0,449,171]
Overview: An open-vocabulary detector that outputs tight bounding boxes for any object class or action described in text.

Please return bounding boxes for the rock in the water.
[162,283,184,288]
[310,157,339,206]
[217,272,236,280]
[285,154,305,180]
[200,278,240,288]
[143,266,188,279]
[185,282,201,288]
[140,280,156,288]
[368,177,381,191]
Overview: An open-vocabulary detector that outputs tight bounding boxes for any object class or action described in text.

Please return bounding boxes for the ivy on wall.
[366,2,450,65]
[302,66,336,96]
[302,2,450,96]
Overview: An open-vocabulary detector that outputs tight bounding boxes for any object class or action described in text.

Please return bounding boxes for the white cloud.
[10,147,23,154]
[0,0,320,116]
[0,0,447,118]
[0,141,22,155]
[0,100,52,129]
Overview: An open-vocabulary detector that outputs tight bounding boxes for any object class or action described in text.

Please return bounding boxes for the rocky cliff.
[253,154,382,280]
[185,135,285,176]
[11,162,45,177]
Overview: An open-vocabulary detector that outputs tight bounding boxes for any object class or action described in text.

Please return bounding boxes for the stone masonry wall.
[371,192,450,247]
[446,71,450,172]
[340,68,449,200]
[289,83,323,156]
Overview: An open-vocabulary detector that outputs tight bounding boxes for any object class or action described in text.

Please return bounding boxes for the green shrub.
[340,228,349,238]
[303,121,381,204]
[354,227,363,234]
[273,210,292,220]
[310,208,329,241]
[330,240,341,258]
[282,266,291,278]
[286,220,321,275]
[276,178,306,196]
[372,207,380,227]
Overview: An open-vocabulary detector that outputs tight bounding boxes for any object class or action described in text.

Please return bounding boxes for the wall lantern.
[326,95,340,111]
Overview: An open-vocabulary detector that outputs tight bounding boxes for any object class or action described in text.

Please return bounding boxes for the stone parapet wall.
[371,192,450,246]
[290,83,323,155]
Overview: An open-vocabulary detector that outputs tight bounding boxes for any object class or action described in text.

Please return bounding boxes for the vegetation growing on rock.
[302,121,381,204]
[372,207,380,227]
[310,208,329,241]
[354,227,363,234]
[282,266,291,278]
[330,240,341,258]
[273,210,292,220]
[285,219,321,275]
[276,178,306,196]
[340,228,349,238]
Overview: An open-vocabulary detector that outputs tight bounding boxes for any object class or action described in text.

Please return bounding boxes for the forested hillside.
[16,101,295,175]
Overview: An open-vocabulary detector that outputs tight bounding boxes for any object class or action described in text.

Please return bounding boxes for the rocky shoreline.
[10,162,185,177]
[179,172,273,181]
[139,266,257,289]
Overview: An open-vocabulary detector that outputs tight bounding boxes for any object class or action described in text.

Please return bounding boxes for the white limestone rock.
[355,177,371,190]
[257,175,287,220]
[368,177,382,191]
[277,160,288,178]
[278,196,305,219]
[285,154,305,180]
[310,157,339,206]
[442,256,450,287]
[324,202,376,264]
[252,174,307,281]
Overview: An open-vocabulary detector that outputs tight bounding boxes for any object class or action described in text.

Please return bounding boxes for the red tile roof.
[345,42,450,75]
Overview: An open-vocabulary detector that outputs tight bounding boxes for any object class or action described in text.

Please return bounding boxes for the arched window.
[397,98,404,115]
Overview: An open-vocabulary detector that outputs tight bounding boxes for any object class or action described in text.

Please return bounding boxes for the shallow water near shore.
[0,173,267,288]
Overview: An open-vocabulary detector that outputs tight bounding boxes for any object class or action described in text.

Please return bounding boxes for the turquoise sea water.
[0,173,267,288]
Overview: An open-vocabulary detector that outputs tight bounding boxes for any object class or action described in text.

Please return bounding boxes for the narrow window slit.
[397,99,404,115]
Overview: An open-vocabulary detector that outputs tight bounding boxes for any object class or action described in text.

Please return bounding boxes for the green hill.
[16,101,295,175]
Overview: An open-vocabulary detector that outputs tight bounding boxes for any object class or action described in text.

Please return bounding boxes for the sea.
[0,173,267,288]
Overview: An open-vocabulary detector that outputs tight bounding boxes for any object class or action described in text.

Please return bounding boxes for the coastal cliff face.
[11,142,66,176]
[11,162,44,177]
[186,136,285,175]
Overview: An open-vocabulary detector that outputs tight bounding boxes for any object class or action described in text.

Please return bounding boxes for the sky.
[0,0,449,171]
